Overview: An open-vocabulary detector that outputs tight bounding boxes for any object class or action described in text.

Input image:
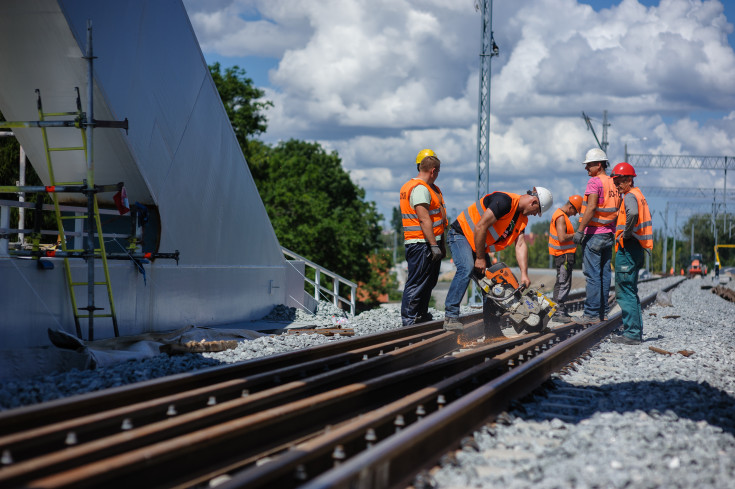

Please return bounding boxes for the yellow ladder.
[37,88,119,339]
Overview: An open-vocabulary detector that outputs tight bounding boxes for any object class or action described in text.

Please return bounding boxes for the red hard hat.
[611,162,636,177]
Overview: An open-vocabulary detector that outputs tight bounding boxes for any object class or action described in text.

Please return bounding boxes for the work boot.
[443,316,463,332]
[610,334,641,345]
[572,315,600,325]
[415,313,434,324]
[552,310,573,323]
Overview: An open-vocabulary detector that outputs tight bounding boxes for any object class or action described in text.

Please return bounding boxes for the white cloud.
[184,0,735,224]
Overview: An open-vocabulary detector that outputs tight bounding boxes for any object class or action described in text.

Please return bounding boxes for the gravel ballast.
[432,276,735,489]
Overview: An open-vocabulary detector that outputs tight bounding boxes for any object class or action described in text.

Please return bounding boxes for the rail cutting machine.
[473,262,556,335]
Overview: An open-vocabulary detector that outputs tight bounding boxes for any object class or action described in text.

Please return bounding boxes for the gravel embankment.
[432,276,735,489]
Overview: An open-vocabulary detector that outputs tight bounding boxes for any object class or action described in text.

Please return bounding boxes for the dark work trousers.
[401,242,441,326]
[614,239,645,341]
[553,253,575,312]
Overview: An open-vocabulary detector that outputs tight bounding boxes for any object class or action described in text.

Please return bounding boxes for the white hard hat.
[533,186,553,216]
[583,148,608,164]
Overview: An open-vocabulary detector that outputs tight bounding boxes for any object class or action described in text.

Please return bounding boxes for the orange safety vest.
[581,174,620,229]
[399,178,447,242]
[615,187,653,251]
[548,208,576,256]
[456,192,528,254]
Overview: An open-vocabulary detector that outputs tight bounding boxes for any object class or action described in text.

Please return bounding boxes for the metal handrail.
[282,247,357,316]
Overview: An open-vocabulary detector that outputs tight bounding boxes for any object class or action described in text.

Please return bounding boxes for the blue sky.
[183,0,735,239]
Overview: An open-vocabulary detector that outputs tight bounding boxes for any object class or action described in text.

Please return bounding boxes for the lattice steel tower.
[475,0,498,200]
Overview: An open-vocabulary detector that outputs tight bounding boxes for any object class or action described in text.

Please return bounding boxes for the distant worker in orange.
[610,162,653,345]
[548,195,582,322]
[399,149,448,326]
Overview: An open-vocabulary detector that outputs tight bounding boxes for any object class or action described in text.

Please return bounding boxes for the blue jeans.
[581,232,613,319]
[444,227,475,318]
[401,242,441,325]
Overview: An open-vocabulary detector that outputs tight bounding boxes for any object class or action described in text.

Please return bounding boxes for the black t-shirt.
[451,192,525,237]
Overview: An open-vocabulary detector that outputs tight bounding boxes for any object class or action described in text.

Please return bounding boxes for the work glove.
[573,230,584,245]
[430,244,443,262]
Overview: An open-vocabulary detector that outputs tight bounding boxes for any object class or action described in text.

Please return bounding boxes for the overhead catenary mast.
[469,0,499,305]
[475,0,499,200]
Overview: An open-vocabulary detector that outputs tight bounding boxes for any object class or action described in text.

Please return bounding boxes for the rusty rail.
[0,278,684,489]
[294,278,684,489]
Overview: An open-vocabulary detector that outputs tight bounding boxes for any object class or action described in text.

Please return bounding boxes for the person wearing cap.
[572,148,620,325]
[443,187,553,331]
[548,195,582,322]
[610,162,652,345]
[399,149,448,326]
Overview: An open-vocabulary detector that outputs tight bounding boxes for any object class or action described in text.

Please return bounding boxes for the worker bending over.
[443,187,553,331]
[399,149,448,326]
[548,195,582,321]
[610,162,652,345]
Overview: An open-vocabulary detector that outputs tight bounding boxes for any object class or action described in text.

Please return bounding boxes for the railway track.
[0,277,684,489]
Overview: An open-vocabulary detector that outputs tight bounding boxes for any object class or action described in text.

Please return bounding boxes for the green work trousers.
[614,239,645,341]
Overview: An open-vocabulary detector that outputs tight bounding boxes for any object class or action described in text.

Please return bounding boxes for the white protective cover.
[0,0,300,348]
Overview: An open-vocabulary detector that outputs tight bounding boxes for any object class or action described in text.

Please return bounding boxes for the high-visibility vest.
[456,192,528,254]
[581,174,620,229]
[615,187,653,251]
[548,208,576,256]
[399,178,447,242]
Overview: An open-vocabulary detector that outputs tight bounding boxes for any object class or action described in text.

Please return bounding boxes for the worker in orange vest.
[610,162,653,345]
[572,148,620,325]
[548,195,582,322]
[398,149,448,326]
[443,187,553,331]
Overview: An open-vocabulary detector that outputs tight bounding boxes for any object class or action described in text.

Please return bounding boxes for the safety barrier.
[282,247,357,316]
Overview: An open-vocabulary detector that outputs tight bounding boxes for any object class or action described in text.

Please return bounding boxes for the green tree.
[389,206,406,263]
[208,63,272,157]
[208,64,390,306]
[250,139,383,285]
[671,213,735,269]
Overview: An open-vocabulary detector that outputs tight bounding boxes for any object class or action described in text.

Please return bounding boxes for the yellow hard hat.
[416,149,436,165]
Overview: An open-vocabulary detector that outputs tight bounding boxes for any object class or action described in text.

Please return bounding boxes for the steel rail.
[21,323,581,489]
[11,328,498,489]
[0,329,444,462]
[0,327,468,488]
[297,278,684,489]
[0,318,477,434]
[216,327,584,489]
[0,277,681,489]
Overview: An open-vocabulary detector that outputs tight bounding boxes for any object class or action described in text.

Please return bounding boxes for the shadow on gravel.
[642,335,664,342]
[522,378,735,436]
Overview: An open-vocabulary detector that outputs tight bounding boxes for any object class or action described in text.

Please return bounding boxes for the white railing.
[282,247,357,316]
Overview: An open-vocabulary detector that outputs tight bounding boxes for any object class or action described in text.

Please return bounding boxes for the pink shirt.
[584,176,616,234]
